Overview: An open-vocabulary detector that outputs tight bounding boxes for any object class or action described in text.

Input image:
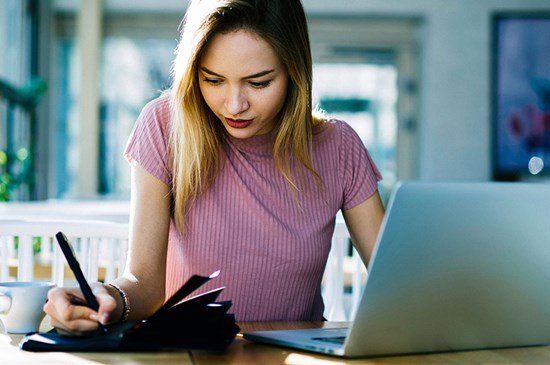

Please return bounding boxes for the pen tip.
[210,270,220,278]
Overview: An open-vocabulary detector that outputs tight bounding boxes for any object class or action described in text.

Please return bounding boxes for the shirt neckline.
[225,130,276,156]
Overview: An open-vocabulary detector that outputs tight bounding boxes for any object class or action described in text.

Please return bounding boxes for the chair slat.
[323,220,368,321]
[17,235,34,281]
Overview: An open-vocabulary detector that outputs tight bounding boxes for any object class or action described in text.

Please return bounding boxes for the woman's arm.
[342,190,385,266]
[45,163,171,333]
[106,162,172,321]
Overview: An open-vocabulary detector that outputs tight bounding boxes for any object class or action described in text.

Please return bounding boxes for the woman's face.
[198,29,289,139]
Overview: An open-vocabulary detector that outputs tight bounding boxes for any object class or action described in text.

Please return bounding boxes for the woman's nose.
[225,87,249,116]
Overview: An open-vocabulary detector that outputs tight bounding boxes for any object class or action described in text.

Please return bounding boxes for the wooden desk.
[3,321,550,364]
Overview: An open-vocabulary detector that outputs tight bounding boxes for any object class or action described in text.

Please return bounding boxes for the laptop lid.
[245,181,550,358]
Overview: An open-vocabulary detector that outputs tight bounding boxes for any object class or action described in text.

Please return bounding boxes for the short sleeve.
[124,95,172,186]
[338,121,382,210]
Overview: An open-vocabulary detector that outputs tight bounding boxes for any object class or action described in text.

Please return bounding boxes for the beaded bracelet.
[108,283,130,322]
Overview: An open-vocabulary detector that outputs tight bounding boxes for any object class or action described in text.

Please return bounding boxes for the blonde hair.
[169,0,324,230]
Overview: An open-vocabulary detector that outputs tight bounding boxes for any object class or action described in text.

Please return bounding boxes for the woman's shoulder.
[135,93,172,134]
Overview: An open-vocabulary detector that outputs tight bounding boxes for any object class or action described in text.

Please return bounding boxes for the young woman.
[44,0,385,335]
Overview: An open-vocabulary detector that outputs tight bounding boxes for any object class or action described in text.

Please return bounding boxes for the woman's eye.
[249,80,271,88]
[203,78,222,85]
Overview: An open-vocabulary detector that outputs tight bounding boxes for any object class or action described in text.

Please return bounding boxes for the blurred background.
[2,0,550,205]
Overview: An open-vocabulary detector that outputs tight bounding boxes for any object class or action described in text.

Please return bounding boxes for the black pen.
[55,231,107,331]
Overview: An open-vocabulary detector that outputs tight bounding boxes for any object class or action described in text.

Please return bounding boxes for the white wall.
[304,0,550,181]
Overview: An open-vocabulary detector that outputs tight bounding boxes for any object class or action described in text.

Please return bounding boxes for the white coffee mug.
[0,281,56,334]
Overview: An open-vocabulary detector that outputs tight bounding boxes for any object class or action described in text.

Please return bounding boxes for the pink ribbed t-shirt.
[124,96,382,321]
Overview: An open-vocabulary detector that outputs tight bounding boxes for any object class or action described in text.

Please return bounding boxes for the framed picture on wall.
[492,12,550,180]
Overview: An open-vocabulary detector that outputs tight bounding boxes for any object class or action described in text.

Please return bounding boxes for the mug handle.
[0,291,12,314]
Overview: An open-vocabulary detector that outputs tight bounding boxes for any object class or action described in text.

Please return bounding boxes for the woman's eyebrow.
[199,66,275,79]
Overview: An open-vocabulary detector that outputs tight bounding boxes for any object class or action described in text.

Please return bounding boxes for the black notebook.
[19,271,240,352]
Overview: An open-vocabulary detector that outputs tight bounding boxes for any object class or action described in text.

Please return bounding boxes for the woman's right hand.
[43,282,118,336]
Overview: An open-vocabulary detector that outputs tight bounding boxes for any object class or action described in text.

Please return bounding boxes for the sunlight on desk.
[285,353,347,365]
[1,335,104,365]
[0,331,10,344]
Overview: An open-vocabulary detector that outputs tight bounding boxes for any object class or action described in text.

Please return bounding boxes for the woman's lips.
[225,117,253,129]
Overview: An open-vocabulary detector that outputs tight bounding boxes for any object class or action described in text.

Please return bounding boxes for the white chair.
[0,218,128,287]
[322,218,367,321]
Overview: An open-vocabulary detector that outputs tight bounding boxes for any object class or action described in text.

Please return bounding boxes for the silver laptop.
[244,181,550,357]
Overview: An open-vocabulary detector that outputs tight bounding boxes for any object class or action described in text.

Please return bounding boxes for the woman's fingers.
[90,282,117,324]
[44,285,116,335]
[49,316,99,336]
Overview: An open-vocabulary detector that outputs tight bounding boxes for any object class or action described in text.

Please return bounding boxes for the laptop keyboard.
[311,336,346,345]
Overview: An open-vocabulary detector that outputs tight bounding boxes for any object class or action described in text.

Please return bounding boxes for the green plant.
[0,147,31,201]
[0,150,9,201]
[0,77,47,202]
[13,236,43,255]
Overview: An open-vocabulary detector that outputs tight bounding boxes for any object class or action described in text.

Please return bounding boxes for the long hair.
[169,0,324,230]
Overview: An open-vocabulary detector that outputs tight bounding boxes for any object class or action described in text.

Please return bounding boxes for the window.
[53,13,180,197]
[0,0,40,201]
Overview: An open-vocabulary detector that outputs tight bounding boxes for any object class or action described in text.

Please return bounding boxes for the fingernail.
[101,313,109,324]
[90,313,99,321]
